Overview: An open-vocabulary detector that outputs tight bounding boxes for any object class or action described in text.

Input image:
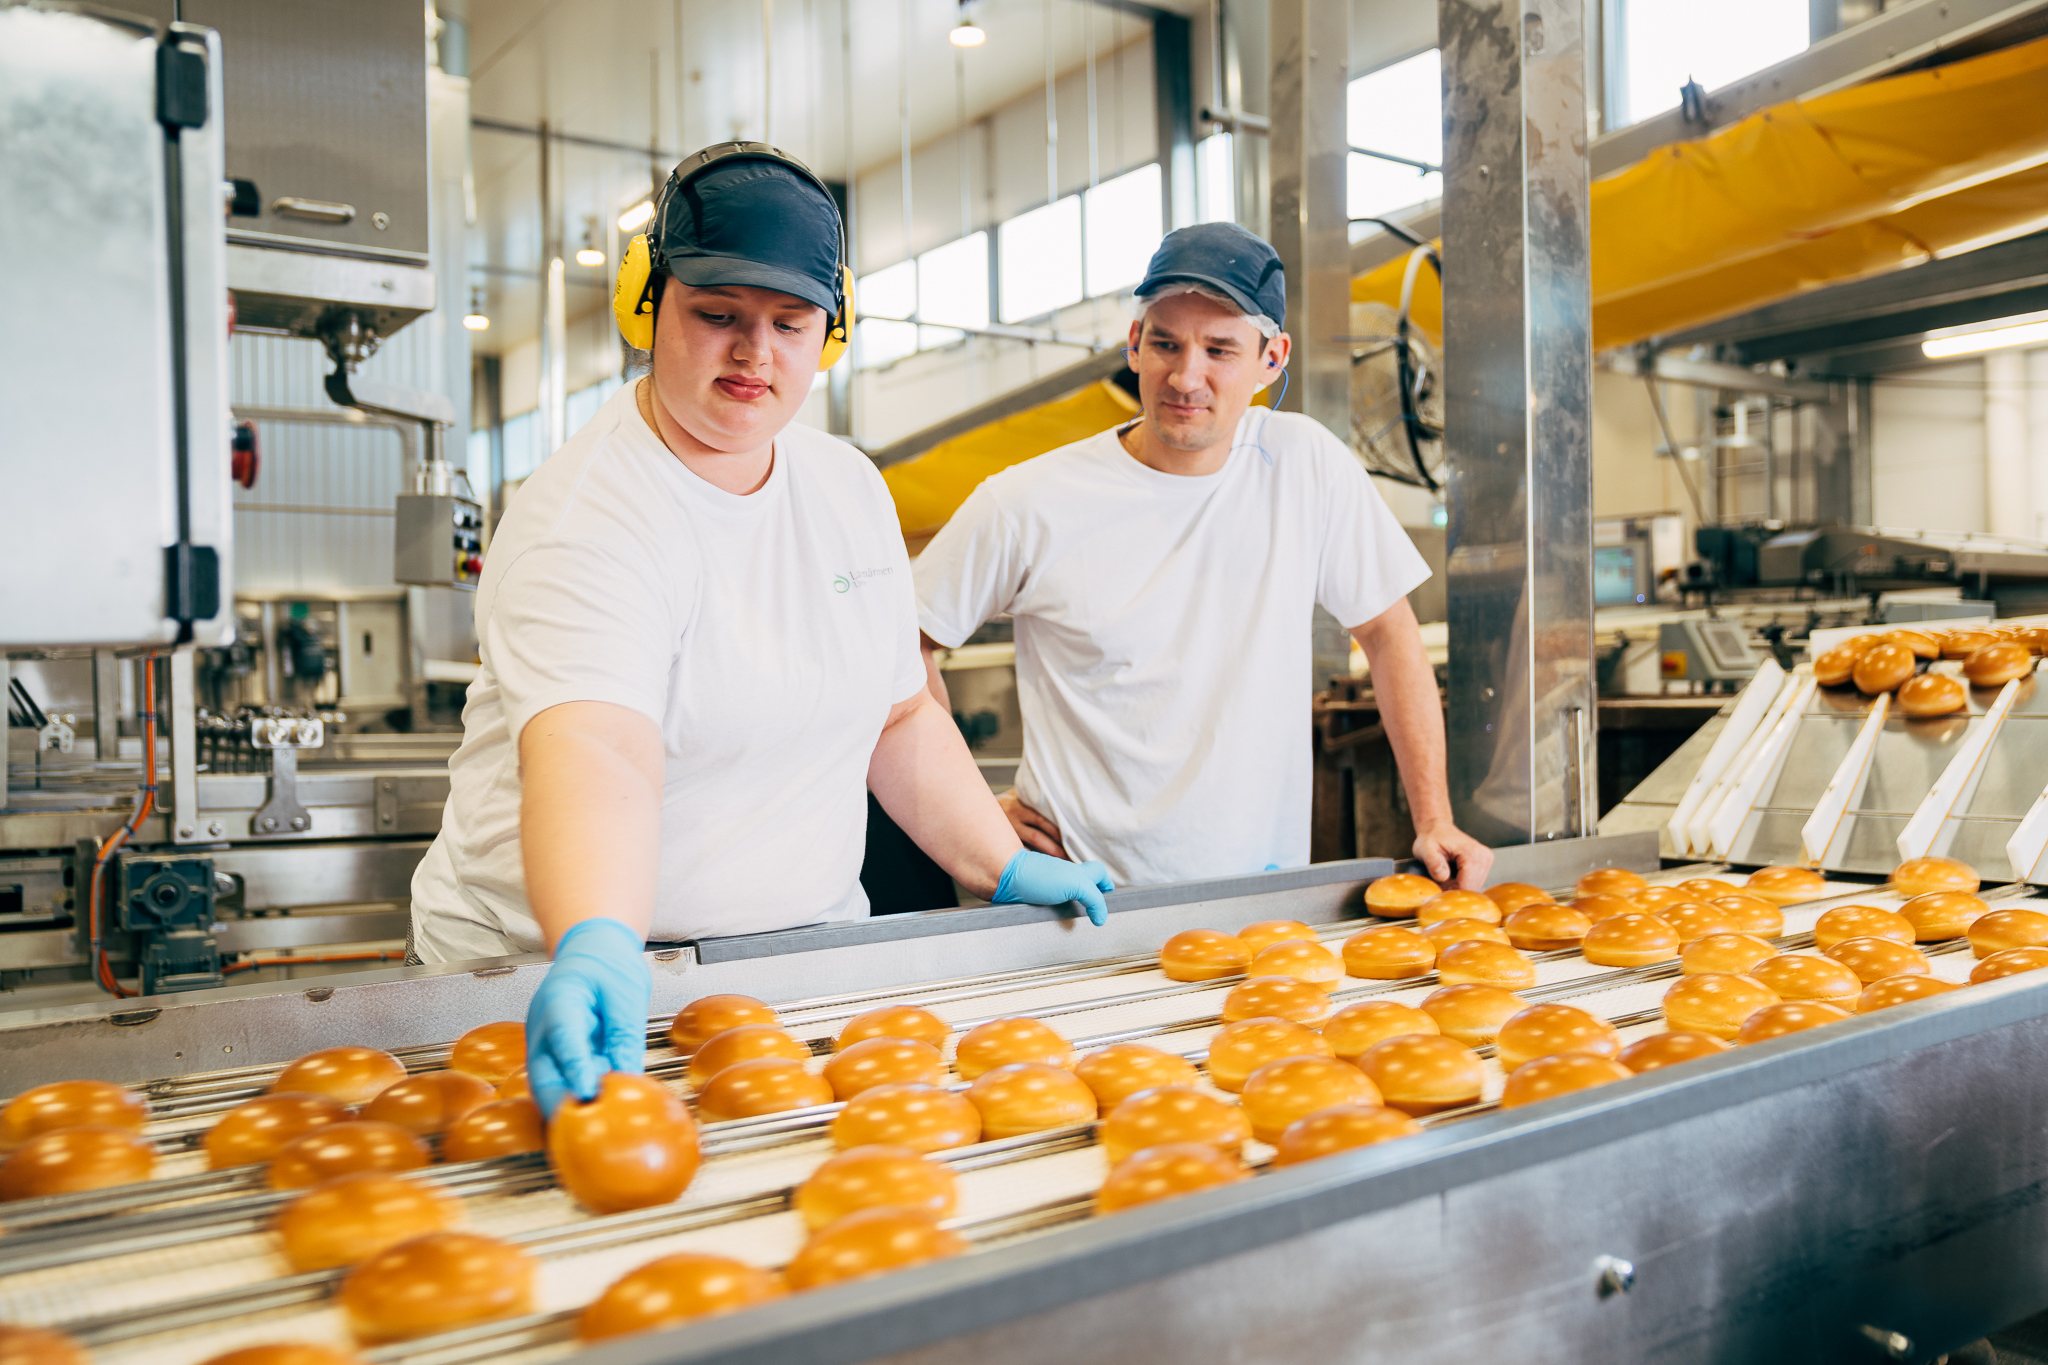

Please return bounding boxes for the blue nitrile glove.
[525,917,651,1120]
[992,849,1116,927]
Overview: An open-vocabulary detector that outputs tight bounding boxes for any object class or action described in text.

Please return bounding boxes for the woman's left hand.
[991,849,1116,926]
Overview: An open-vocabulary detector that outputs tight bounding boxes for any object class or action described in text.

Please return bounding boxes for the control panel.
[394,492,484,591]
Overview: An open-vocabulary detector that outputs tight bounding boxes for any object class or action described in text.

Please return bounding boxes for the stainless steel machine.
[1,837,2047,1365]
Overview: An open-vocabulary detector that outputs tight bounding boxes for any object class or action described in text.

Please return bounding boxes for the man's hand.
[1414,822,1494,890]
[998,793,1070,860]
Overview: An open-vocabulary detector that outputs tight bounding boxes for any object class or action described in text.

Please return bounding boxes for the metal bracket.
[375,776,398,832]
[250,745,310,836]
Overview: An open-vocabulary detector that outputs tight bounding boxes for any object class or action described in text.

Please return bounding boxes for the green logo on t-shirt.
[832,574,851,593]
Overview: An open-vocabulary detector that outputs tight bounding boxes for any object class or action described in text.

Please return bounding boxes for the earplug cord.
[88,655,157,998]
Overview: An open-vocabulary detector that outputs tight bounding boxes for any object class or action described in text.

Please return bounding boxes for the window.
[500,410,539,483]
[1618,0,1806,125]
[856,259,917,322]
[467,426,490,477]
[565,377,622,434]
[998,196,1083,323]
[857,318,919,368]
[1084,163,1163,296]
[1347,49,1443,222]
[1197,133,1235,225]
[917,232,989,331]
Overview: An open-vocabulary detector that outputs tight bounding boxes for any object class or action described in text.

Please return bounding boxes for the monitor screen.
[1592,545,1642,606]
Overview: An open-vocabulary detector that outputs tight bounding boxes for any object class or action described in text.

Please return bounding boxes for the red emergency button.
[464,556,483,575]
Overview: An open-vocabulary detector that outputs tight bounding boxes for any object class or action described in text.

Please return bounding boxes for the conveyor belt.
[1,864,2037,1365]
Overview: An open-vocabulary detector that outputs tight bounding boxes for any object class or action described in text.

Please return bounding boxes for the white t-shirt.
[410,384,926,962]
[914,407,1429,888]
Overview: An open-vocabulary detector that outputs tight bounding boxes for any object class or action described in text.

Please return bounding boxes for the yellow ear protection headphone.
[611,141,854,372]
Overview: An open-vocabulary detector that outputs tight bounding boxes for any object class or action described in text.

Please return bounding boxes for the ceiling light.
[577,246,606,267]
[1921,311,2048,359]
[463,286,489,331]
[617,200,654,232]
[950,18,985,46]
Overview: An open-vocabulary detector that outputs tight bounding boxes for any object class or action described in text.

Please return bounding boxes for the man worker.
[914,222,1493,890]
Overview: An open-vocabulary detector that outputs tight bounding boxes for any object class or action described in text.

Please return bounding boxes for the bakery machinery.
[3,837,2048,1363]
[0,1,467,999]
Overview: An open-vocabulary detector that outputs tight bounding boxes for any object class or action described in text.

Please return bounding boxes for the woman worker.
[409,143,1114,1116]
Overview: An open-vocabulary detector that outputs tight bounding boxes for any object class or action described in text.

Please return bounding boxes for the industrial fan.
[1347,239,1445,491]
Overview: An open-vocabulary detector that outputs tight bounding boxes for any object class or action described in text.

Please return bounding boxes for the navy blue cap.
[655,153,843,316]
[1133,222,1287,331]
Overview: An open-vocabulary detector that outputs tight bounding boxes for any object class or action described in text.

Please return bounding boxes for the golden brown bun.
[1420,919,1512,950]
[1968,908,2048,959]
[1502,903,1594,951]
[1857,974,1960,1012]
[1837,634,1884,656]
[1495,1003,1621,1073]
[964,1063,1097,1140]
[1813,905,1914,949]
[1072,1045,1202,1110]
[1355,1035,1485,1116]
[1629,885,1690,913]
[1675,878,1738,900]
[1821,937,1932,985]
[1321,1001,1439,1062]
[1365,876,1442,917]
[1415,891,1504,926]
[1710,894,1786,936]
[578,1253,785,1341]
[1898,890,1989,941]
[496,1070,530,1100]
[1891,856,1981,897]
[1852,642,1916,694]
[1745,866,1828,905]
[1569,893,1640,922]
[275,1171,463,1273]
[266,1121,427,1191]
[1418,983,1528,1046]
[1662,973,1781,1039]
[1897,673,1967,718]
[1096,1143,1249,1215]
[1246,939,1344,991]
[206,1093,353,1170]
[695,1058,834,1122]
[1812,646,1859,687]
[339,1231,535,1342]
[2013,626,2048,655]
[1941,628,2001,660]
[1204,1019,1333,1093]
[1237,920,1317,953]
[1884,629,1941,660]
[361,1072,494,1138]
[1098,1085,1250,1164]
[668,995,778,1052]
[1271,1104,1422,1166]
[442,1098,545,1162]
[822,1038,945,1101]
[198,1347,366,1365]
[1681,933,1778,977]
[953,1017,1074,1080]
[1483,882,1555,913]
[686,1026,807,1089]
[1971,946,2048,984]
[1240,1057,1379,1143]
[447,1021,525,1084]
[795,1144,957,1230]
[1340,925,1436,980]
[1221,975,1334,1025]
[1660,901,1742,944]
[1747,954,1861,1007]
[1617,1031,1732,1073]
[548,1074,699,1214]
[1581,913,1680,967]
[1434,939,1536,989]
[1499,1053,1633,1109]
[0,1326,93,1365]
[829,1083,980,1153]
[785,1207,968,1288]
[1576,867,1649,897]
[835,1006,950,1052]
[1965,642,2034,686]
[1158,929,1252,982]
[1736,1000,1852,1044]
[269,1047,406,1107]
[0,1124,155,1202]
[0,1080,147,1151]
